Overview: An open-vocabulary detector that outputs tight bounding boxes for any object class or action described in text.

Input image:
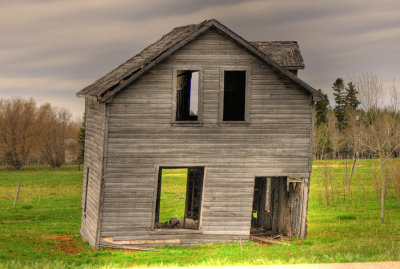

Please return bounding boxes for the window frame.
[219,66,251,125]
[171,66,203,126]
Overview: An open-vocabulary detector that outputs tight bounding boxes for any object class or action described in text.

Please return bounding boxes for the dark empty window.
[223,71,246,121]
[176,70,199,121]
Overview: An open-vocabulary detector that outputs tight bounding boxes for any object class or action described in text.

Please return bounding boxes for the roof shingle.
[250,41,304,70]
[78,22,207,98]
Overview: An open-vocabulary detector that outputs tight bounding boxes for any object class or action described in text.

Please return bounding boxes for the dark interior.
[223,70,246,121]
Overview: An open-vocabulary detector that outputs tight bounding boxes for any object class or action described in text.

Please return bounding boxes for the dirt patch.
[3,219,31,223]
[51,235,84,254]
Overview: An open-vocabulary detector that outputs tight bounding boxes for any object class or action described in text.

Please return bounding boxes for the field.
[0,160,399,268]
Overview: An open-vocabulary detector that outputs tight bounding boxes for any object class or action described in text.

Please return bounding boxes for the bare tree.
[64,119,82,165]
[317,111,338,205]
[357,75,400,222]
[356,73,384,111]
[345,107,361,190]
[326,110,342,159]
[37,104,71,168]
[0,98,38,170]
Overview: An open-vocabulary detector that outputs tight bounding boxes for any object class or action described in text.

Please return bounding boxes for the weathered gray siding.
[99,29,312,245]
[80,99,107,247]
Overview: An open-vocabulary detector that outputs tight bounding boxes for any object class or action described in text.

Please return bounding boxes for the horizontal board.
[85,28,314,240]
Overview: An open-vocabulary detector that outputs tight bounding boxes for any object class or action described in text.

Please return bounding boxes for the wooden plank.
[95,28,312,240]
[81,99,107,248]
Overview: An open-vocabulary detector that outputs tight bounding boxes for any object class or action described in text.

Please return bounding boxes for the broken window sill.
[171,121,203,127]
[149,229,202,234]
[218,121,250,127]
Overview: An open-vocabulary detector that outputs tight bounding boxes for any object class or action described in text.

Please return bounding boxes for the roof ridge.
[77,19,322,101]
[172,24,196,30]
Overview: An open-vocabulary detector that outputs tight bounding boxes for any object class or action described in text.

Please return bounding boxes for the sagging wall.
[98,28,313,246]
[290,178,310,238]
[80,99,107,248]
[252,177,309,238]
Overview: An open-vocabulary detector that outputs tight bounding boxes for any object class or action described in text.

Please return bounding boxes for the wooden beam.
[265,177,271,214]
[13,179,21,209]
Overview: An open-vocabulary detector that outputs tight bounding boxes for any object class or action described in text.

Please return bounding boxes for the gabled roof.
[77,19,323,102]
[250,41,304,70]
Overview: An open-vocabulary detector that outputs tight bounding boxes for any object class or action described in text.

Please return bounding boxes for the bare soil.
[51,235,84,254]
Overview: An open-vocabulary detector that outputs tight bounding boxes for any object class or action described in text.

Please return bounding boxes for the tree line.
[314,74,400,160]
[314,73,400,222]
[1,73,398,172]
[0,98,83,170]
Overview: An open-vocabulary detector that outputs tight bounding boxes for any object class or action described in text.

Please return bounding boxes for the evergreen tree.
[332,78,347,130]
[315,89,330,127]
[344,81,360,110]
[78,114,85,164]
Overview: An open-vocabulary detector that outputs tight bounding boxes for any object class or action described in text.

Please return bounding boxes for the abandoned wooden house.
[77,19,323,249]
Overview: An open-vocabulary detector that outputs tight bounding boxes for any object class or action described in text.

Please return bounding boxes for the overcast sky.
[1,0,399,118]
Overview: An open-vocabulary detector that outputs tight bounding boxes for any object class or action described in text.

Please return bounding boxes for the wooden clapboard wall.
[94,28,313,247]
[80,99,107,248]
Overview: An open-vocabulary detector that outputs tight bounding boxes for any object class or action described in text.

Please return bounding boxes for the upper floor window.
[223,70,246,121]
[176,70,199,121]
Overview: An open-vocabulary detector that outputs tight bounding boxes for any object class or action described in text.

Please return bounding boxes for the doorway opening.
[154,167,204,230]
[251,177,288,235]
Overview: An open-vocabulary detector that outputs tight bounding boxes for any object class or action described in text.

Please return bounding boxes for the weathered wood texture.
[289,178,310,238]
[80,99,106,248]
[86,29,313,245]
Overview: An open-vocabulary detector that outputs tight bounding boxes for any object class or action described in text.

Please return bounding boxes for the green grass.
[0,160,400,268]
[159,168,188,222]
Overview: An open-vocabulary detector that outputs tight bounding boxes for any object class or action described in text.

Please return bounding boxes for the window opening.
[83,167,90,218]
[223,70,246,121]
[154,167,204,230]
[176,70,199,121]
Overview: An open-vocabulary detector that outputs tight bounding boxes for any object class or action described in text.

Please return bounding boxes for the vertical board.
[80,99,106,247]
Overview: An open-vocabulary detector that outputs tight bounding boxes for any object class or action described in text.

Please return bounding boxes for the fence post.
[13,179,21,209]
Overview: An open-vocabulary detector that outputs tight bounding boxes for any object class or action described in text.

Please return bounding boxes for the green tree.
[315,89,330,127]
[344,81,360,110]
[333,78,347,130]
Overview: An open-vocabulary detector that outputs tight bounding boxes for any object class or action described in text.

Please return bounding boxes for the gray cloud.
[0,0,399,117]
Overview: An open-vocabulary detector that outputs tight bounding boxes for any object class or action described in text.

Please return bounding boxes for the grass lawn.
[158,168,188,222]
[0,160,399,268]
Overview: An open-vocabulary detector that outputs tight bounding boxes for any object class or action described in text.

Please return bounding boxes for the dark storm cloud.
[0,0,399,116]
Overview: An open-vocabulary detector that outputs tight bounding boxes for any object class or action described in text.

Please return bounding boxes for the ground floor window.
[154,167,204,230]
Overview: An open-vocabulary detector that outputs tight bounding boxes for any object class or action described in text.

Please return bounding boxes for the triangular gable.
[77,19,323,102]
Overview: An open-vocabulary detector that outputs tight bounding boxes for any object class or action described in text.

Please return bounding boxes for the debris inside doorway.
[154,217,198,229]
[250,228,289,246]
